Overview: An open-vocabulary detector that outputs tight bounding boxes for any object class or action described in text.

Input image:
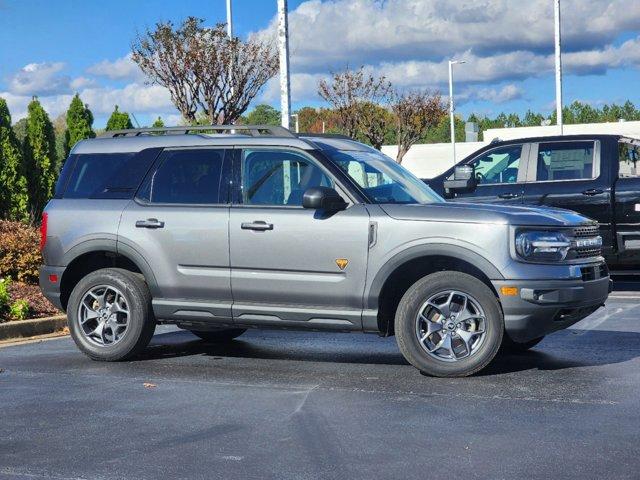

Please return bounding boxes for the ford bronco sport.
[39,125,611,377]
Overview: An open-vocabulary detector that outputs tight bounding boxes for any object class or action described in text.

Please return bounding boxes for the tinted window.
[241,149,332,206]
[470,145,522,185]
[619,142,640,178]
[138,149,226,204]
[64,153,141,198]
[536,141,594,181]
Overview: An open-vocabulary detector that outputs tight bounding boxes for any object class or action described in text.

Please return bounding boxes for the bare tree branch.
[132,17,278,125]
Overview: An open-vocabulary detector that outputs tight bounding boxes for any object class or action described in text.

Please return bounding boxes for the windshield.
[327,149,444,204]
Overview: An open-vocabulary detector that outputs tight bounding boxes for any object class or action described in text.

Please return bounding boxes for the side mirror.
[443,165,477,193]
[302,187,348,211]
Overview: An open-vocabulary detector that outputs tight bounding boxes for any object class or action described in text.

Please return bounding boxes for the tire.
[189,329,247,342]
[501,335,544,353]
[395,271,504,377]
[67,268,156,361]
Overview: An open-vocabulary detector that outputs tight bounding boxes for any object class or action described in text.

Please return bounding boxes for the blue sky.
[1,0,639,129]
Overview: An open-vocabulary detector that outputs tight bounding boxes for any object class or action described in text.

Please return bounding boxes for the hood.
[380,202,595,227]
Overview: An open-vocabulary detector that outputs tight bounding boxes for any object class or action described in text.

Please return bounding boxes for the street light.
[291,113,299,133]
[448,59,466,166]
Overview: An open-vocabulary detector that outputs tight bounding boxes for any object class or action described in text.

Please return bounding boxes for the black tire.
[501,335,544,353]
[190,329,247,342]
[395,271,504,377]
[67,268,156,361]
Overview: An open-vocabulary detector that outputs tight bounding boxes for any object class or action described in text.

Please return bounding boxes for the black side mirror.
[302,187,348,211]
[443,165,477,194]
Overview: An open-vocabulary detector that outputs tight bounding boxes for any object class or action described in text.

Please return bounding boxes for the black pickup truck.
[427,134,640,272]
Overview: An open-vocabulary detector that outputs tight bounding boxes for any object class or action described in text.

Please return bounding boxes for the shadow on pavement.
[135,327,640,376]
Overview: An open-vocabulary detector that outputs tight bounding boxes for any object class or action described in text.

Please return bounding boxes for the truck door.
[450,143,528,205]
[613,139,640,266]
[521,139,614,255]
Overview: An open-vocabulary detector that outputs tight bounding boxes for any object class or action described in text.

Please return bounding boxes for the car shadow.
[134,328,640,376]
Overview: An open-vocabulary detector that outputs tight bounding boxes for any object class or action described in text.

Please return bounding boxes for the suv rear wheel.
[395,271,503,377]
[189,329,247,342]
[67,268,156,361]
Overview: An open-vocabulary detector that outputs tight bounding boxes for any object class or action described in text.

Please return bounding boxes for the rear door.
[118,147,233,322]
[613,139,640,265]
[521,140,614,255]
[450,143,529,205]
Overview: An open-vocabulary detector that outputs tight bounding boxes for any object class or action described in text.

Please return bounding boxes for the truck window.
[619,142,640,178]
[536,141,594,181]
[470,145,522,185]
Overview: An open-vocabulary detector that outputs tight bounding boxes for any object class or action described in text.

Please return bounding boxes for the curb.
[0,315,67,342]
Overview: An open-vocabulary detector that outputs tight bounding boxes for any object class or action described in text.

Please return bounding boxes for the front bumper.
[493,274,611,343]
[39,265,66,311]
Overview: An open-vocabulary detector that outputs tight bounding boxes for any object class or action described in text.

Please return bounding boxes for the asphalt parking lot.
[1,290,640,480]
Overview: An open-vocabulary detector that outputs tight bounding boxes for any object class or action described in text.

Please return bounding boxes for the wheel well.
[60,251,143,310]
[376,255,498,336]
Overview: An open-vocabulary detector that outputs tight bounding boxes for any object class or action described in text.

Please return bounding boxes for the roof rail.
[99,124,296,139]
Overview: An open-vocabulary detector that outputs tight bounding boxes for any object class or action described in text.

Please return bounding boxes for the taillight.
[39,212,48,251]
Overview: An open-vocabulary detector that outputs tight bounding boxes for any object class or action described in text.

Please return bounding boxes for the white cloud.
[6,62,71,96]
[86,53,144,81]
[473,84,525,104]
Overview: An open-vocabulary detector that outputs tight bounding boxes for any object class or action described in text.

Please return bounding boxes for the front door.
[613,139,640,266]
[451,143,528,205]
[229,147,370,330]
[118,147,232,321]
[521,140,614,255]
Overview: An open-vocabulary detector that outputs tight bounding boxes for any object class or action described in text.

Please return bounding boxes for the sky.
[1,0,639,129]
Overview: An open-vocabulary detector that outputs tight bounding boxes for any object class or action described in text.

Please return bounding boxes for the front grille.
[568,224,602,260]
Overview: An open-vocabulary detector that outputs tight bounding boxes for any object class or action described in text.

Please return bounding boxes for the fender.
[364,243,504,311]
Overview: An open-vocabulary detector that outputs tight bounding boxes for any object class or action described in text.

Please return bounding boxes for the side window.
[470,145,522,185]
[138,149,226,204]
[241,149,333,206]
[536,141,594,181]
[619,142,640,178]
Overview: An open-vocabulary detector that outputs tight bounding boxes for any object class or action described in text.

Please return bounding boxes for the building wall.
[483,120,640,142]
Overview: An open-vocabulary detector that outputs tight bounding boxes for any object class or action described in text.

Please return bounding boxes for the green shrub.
[0,278,10,319]
[0,220,42,283]
[9,299,30,321]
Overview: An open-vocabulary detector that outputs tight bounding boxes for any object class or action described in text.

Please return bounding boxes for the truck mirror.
[443,165,477,193]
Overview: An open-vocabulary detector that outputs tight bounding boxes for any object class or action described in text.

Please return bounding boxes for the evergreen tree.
[245,104,281,126]
[105,105,133,131]
[152,116,164,128]
[64,94,95,156]
[0,98,29,221]
[23,97,57,216]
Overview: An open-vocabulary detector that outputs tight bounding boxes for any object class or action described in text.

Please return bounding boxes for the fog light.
[500,286,518,296]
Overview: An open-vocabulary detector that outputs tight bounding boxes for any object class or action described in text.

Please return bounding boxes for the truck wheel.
[67,268,156,361]
[395,271,503,377]
[501,335,544,353]
[189,329,247,342]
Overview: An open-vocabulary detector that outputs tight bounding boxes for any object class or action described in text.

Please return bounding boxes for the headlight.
[515,230,571,262]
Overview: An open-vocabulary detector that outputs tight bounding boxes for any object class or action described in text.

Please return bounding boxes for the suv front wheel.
[67,268,156,361]
[395,271,503,377]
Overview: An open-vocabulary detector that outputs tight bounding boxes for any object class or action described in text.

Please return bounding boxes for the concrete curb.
[0,315,67,341]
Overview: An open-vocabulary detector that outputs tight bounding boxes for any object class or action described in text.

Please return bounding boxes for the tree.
[52,114,67,165]
[23,97,57,216]
[132,17,278,125]
[152,116,164,128]
[391,90,447,163]
[245,104,280,125]
[64,94,95,156]
[0,98,29,221]
[105,105,133,131]
[318,66,392,143]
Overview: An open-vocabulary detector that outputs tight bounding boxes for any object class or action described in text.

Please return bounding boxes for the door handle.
[498,193,519,199]
[135,218,165,229]
[582,188,604,196]
[241,221,274,231]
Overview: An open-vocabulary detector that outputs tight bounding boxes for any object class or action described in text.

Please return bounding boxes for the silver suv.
[39,125,611,377]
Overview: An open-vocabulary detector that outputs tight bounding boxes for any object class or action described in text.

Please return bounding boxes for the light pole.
[448,59,466,166]
[554,0,563,135]
[226,0,232,37]
[291,113,299,133]
[278,0,292,129]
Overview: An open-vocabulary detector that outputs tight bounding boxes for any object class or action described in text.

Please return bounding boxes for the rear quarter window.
[58,149,160,199]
